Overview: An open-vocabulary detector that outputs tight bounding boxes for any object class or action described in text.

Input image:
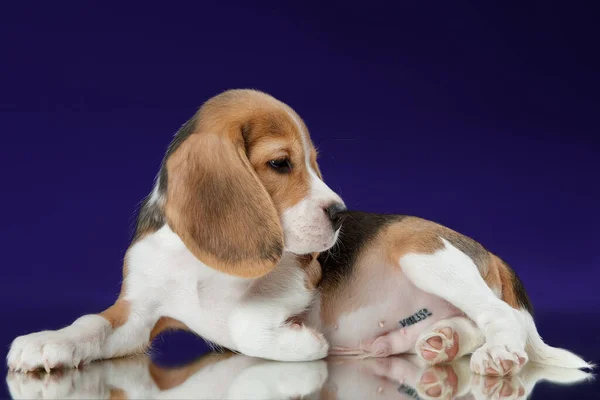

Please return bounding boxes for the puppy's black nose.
[325,203,347,231]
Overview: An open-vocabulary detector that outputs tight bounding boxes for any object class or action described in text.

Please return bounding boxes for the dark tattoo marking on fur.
[397,383,422,399]
[399,308,432,328]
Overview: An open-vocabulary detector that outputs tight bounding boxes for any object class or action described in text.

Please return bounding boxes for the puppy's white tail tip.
[522,310,594,370]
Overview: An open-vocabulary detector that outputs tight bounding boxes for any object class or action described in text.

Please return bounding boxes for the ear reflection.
[6,352,592,399]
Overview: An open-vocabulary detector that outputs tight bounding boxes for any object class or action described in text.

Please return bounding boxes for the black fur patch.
[132,115,198,241]
[318,211,406,290]
[442,233,491,275]
[158,115,199,195]
[132,197,166,242]
[498,257,534,315]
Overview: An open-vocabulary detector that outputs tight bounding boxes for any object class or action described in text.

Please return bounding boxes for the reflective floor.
[3,309,598,399]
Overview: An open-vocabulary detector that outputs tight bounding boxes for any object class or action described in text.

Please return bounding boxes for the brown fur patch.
[249,137,309,212]
[296,253,322,289]
[385,217,490,275]
[482,255,502,296]
[99,299,130,329]
[285,253,321,326]
[98,254,133,329]
[148,352,235,391]
[149,316,190,340]
[109,388,128,400]
[493,255,533,313]
[319,386,338,400]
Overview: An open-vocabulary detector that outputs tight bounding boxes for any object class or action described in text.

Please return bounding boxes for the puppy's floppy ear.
[164,120,284,278]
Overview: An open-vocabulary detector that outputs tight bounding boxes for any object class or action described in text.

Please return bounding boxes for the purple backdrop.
[1,1,598,395]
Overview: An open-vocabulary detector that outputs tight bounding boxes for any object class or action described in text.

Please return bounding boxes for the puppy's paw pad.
[416,327,459,364]
[470,344,527,377]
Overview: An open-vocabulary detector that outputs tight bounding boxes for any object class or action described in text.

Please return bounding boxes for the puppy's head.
[160,89,345,278]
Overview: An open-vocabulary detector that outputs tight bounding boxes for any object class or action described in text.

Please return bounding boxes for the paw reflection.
[470,373,525,399]
[417,365,459,399]
[6,352,592,399]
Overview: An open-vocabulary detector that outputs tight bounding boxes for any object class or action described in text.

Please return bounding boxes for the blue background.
[1,1,598,398]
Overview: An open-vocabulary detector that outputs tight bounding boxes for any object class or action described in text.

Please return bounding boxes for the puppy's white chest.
[166,265,251,350]
[128,226,251,350]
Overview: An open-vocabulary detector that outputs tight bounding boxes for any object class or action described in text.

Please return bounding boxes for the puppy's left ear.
[164,121,284,278]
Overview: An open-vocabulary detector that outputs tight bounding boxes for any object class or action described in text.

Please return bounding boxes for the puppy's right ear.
[164,119,284,278]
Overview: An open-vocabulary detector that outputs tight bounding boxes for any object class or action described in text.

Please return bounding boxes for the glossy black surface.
[2,307,598,399]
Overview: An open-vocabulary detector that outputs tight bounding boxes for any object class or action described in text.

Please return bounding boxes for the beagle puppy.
[7,90,592,378]
[8,89,346,369]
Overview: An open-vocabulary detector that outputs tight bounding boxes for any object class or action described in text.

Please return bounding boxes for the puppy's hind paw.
[470,344,527,377]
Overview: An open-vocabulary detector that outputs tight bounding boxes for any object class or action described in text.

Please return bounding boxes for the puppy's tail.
[494,256,594,370]
[522,310,594,370]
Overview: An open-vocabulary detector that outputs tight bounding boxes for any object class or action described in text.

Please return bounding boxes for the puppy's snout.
[324,203,347,231]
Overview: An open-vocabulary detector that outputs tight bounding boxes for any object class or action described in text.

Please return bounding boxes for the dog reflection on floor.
[6,352,592,400]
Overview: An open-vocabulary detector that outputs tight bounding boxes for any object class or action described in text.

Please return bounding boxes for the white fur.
[228,255,328,361]
[280,109,344,254]
[7,225,327,371]
[148,174,165,207]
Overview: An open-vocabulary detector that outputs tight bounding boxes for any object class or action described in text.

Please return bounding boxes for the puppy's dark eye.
[268,158,292,173]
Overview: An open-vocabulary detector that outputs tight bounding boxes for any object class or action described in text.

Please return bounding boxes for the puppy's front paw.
[285,325,329,361]
[416,327,460,364]
[231,317,329,362]
[7,317,107,373]
[470,344,527,377]
[8,331,82,373]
